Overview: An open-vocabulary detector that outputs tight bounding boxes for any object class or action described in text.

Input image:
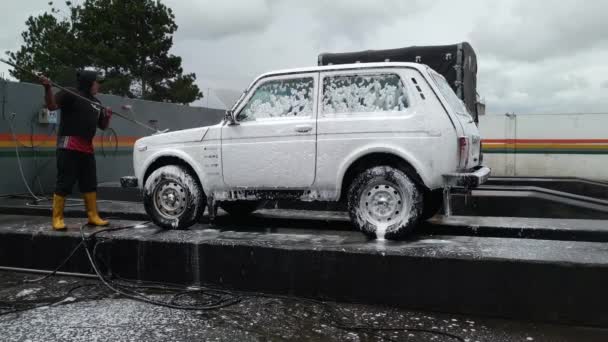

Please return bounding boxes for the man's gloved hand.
[99,107,113,130]
[39,76,52,89]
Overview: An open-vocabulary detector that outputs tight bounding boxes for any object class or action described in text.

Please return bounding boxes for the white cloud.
[304,0,429,42]
[168,0,428,43]
[478,51,608,114]
[470,0,608,62]
[2,0,608,114]
[166,0,274,40]
[0,1,50,53]
[467,0,608,114]
[171,0,435,99]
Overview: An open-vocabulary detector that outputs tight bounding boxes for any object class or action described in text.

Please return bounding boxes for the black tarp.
[318,42,478,122]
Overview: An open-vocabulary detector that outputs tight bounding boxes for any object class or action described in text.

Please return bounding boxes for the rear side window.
[322,73,408,115]
[430,72,471,118]
[238,77,314,122]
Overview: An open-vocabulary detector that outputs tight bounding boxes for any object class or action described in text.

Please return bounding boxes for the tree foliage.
[7,0,203,104]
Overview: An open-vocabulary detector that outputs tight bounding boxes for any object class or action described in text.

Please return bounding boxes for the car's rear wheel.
[143,165,205,229]
[220,201,260,217]
[347,166,423,240]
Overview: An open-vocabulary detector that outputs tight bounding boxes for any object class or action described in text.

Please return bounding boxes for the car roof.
[257,62,428,79]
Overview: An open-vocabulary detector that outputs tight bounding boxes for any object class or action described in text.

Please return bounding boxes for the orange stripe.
[483,143,608,146]
[0,134,140,143]
[0,134,139,148]
[483,144,608,149]
[483,139,608,144]
[0,134,54,142]
[0,142,135,148]
[0,134,141,142]
[0,141,56,148]
[5,135,607,144]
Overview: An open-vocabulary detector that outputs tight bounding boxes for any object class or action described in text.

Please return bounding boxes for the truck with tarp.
[318,42,482,123]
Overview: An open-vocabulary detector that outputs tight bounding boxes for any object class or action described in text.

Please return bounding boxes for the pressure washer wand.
[0,58,165,134]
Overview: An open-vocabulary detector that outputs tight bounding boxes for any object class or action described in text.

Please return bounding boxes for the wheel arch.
[339,151,429,201]
[142,151,206,195]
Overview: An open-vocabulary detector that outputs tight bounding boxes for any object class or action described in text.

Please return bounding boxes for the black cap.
[76,70,104,93]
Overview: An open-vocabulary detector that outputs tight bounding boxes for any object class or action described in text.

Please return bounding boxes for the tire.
[220,201,260,217]
[347,166,423,240]
[421,190,443,220]
[143,165,205,229]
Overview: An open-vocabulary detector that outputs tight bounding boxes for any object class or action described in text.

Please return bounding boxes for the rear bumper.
[443,166,491,188]
[120,176,139,188]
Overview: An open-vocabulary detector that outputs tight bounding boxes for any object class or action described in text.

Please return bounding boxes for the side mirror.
[224,110,238,126]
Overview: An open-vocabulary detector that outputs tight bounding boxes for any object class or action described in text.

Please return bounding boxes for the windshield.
[430,71,471,118]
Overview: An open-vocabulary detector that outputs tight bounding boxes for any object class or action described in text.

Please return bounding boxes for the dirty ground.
[1,271,606,342]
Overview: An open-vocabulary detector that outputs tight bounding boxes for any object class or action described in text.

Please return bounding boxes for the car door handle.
[294,125,313,133]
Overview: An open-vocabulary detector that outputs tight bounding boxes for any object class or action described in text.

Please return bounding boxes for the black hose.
[80,223,241,310]
[100,127,118,157]
[0,283,102,318]
[24,241,85,283]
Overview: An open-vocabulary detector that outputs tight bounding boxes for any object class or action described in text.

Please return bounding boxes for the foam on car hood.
[136,127,209,147]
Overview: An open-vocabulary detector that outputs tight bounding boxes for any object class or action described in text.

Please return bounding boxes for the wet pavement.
[2,194,608,242]
[2,212,608,327]
[2,205,608,334]
[2,213,607,265]
[1,270,607,342]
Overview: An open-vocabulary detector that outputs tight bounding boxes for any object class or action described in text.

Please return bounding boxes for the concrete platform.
[451,188,608,219]
[3,195,608,241]
[428,215,608,242]
[1,213,607,327]
[16,175,608,223]
[0,196,149,221]
[267,188,608,219]
[486,177,608,200]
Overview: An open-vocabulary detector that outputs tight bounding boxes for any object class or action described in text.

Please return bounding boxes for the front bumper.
[120,176,139,188]
[442,166,491,188]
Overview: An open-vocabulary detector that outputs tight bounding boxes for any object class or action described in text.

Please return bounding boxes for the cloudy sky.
[1,0,608,114]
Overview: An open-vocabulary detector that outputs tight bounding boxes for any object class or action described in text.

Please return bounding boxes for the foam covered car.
[123,62,490,239]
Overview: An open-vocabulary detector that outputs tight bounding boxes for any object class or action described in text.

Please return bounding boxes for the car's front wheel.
[143,165,205,229]
[347,166,423,240]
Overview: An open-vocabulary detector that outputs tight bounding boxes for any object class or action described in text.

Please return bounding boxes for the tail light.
[458,136,470,170]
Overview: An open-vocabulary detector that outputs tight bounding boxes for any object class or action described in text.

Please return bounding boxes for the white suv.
[122,62,490,239]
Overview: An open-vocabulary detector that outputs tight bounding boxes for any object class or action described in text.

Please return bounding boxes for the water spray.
[0,58,168,134]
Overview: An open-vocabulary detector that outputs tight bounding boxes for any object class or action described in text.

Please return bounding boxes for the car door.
[315,68,419,176]
[221,73,318,189]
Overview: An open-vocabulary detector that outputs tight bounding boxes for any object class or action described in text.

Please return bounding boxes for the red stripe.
[2,134,606,145]
[0,133,141,143]
[92,136,139,144]
[483,139,608,144]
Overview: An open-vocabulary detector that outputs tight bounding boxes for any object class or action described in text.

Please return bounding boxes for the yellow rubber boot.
[83,192,109,226]
[52,194,67,230]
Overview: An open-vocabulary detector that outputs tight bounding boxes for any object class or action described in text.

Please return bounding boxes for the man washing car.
[41,70,112,230]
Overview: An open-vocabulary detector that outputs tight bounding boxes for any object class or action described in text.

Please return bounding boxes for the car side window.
[322,73,408,115]
[237,77,314,122]
[430,72,471,118]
